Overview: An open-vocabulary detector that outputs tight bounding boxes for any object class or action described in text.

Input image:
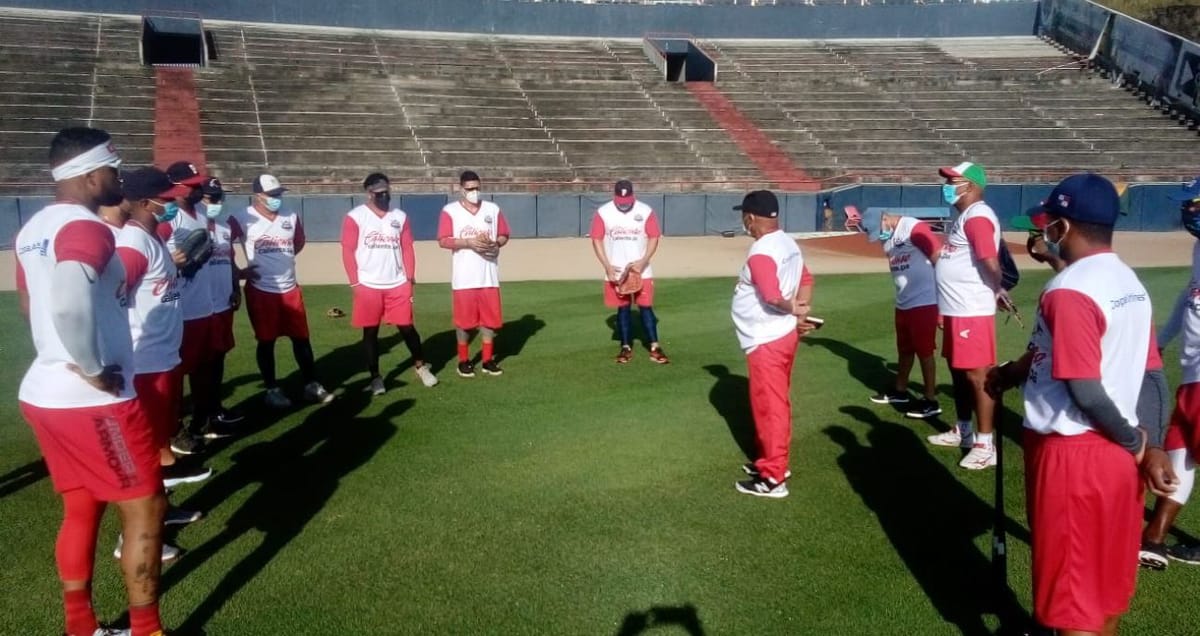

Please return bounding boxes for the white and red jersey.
[230,205,305,294]
[935,201,1000,317]
[589,201,661,279]
[732,230,803,353]
[341,204,413,289]
[437,201,510,290]
[157,207,213,321]
[117,221,182,374]
[1022,252,1154,436]
[884,217,940,310]
[14,203,135,408]
[1159,240,1200,384]
[207,210,237,313]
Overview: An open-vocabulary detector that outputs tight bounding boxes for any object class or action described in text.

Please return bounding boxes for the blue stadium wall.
[0,0,1038,38]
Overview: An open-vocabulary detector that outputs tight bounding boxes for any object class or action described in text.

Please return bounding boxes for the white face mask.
[264,196,282,212]
[465,190,480,205]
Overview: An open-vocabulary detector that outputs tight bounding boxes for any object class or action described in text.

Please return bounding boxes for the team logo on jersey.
[390,220,403,229]
[484,215,493,224]
[281,220,294,231]
[18,239,49,256]
[634,214,644,222]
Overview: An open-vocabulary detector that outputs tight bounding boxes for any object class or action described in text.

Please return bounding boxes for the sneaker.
[1167,542,1200,565]
[113,535,180,562]
[616,346,633,364]
[161,460,212,488]
[366,376,386,396]
[905,399,943,420]
[164,506,204,526]
[200,417,238,440]
[648,346,670,364]
[457,361,476,378]
[304,382,334,404]
[869,391,910,404]
[959,443,997,470]
[735,476,789,499]
[93,629,131,636]
[742,462,792,480]
[169,431,206,456]
[415,364,439,387]
[928,428,973,448]
[481,360,503,376]
[1140,540,1169,570]
[265,387,292,409]
[215,407,245,424]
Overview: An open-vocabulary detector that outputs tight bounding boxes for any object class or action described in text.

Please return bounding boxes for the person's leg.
[113,492,167,636]
[58,488,105,636]
[968,366,996,437]
[481,327,497,364]
[453,289,476,366]
[456,328,473,363]
[363,326,381,379]
[894,352,915,394]
[1143,448,1194,543]
[918,354,938,401]
[292,337,318,384]
[256,339,277,388]
[639,305,660,349]
[480,288,503,371]
[398,324,424,366]
[749,332,799,484]
[616,305,632,348]
[950,369,974,426]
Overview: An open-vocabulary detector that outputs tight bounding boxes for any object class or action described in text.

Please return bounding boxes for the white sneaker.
[959,443,997,470]
[304,382,334,404]
[415,364,439,388]
[113,535,180,562]
[264,387,292,409]
[366,376,386,396]
[93,629,130,636]
[927,429,973,448]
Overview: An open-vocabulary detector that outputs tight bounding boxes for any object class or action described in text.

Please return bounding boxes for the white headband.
[51,141,122,182]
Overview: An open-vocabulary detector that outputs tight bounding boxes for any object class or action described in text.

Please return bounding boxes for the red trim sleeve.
[117,246,149,290]
[588,213,606,240]
[645,212,662,239]
[909,222,942,260]
[748,254,784,303]
[15,257,26,292]
[340,216,359,286]
[293,218,306,254]
[1042,288,1105,380]
[437,211,455,249]
[55,220,116,273]
[401,221,415,281]
[800,264,814,287]
[156,221,173,243]
[1147,324,1163,371]
[963,216,998,260]
[496,211,510,239]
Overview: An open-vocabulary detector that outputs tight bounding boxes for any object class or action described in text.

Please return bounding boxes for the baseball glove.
[176,228,214,279]
[616,268,643,296]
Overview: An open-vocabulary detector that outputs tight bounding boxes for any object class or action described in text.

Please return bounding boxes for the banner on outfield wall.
[0,184,1190,249]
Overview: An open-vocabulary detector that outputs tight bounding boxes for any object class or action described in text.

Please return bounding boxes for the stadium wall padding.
[0,185,1189,249]
[1,0,1038,38]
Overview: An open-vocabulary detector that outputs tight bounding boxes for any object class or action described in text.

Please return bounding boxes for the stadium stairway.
[154,68,207,171]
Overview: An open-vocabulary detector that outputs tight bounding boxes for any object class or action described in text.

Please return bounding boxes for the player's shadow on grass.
[703,364,756,460]
[827,406,1032,636]
[419,314,546,374]
[160,395,409,633]
[0,459,47,499]
[616,603,705,635]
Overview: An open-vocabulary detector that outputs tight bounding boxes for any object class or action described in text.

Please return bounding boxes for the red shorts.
[941,315,996,370]
[134,370,182,448]
[179,315,214,375]
[603,278,656,309]
[20,399,162,501]
[895,304,938,357]
[452,287,502,330]
[1165,383,1200,454]
[1024,430,1141,632]
[210,308,236,354]
[352,283,414,328]
[246,285,310,341]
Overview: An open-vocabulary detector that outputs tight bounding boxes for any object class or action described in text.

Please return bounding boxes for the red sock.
[457,342,470,362]
[129,603,163,636]
[482,341,494,363]
[64,589,98,636]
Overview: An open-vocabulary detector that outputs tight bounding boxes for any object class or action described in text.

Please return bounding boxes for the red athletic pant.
[747,330,799,483]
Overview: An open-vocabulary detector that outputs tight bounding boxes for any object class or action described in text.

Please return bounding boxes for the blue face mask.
[265,196,282,212]
[878,228,893,242]
[205,202,223,219]
[1044,219,1066,259]
[154,200,179,223]
[942,183,964,206]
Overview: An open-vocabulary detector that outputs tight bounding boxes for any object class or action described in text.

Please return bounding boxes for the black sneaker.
[1139,540,1169,570]
[741,463,792,480]
[869,391,910,405]
[162,460,213,488]
[200,417,239,440]
[904,399,943,420]
[481,360,503,376]
[164,505,204,526]
[169,431,207,456]
[215,407,244,424]
[457,361,476,378]
[735,476,789,499]
[1167,543,1200,565]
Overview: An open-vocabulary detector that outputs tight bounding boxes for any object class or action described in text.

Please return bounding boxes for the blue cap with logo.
[1024,173,1120,229]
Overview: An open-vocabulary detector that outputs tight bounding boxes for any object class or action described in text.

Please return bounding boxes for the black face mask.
[185,189,204,206]
[372,192,391,210]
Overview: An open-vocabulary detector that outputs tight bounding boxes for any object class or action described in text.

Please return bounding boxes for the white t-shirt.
[732,230,803,353]
[160,207,214,321]
[936,201,1000,317]
[231,205,303,294]
[207,211,236,313]
[345,204,410,289]
[1161,240,1200,384]
[884,216,938,310]
[440,201,506,290]
[15,204,135,408]
[117,221,182,374]
[590,201,661,280]
[1022,252,1153,436]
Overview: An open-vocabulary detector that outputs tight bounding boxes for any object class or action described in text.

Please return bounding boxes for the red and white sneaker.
[648,346,670,364]
[959,443,997,470]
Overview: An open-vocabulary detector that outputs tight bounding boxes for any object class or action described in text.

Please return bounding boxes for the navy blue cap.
[1168,176,1200,202]
[1033,173,1120,227]
[122,167,191,201]
[733,190,780,218]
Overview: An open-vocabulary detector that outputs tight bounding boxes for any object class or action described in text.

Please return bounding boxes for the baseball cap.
[938,161,987,188]
[252,174,288,196]
[166,161,206,187]
[733,190,780,218]
[1167,176,1200,202]
[122,167,191,201]
[614,179,635,207]
[1015,173,1120,230]
[200,176,227,200]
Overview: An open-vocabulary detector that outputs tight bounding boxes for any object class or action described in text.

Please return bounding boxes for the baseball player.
[15,127,168,636]
[437,170,510,378]
[342,172,438,394]
[868,213,942,419]
[201,176,246,428]
[230,174,334,407]
[590,179,669,364]
[987,174,1174,635]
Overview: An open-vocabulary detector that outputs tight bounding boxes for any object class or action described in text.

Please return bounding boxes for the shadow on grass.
[418,313,545,374]
[0,459,47,499]
[605,308,661,351]
[616,603,705,635]
[827,405,1032,636]
[704,364,755,461]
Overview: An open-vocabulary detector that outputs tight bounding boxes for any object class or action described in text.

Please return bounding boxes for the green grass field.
[2,268,1200,635]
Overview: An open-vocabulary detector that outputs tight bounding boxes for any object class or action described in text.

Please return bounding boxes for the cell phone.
[804,316,825,329]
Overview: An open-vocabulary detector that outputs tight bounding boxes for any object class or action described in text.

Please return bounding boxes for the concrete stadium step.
[421,139,558,153]
[425,150,564,166]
